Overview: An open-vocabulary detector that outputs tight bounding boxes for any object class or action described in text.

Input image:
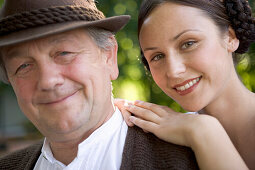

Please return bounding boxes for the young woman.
[116,0,255,169]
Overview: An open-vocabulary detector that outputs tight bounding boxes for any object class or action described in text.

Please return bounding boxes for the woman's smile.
[174,76,202,96]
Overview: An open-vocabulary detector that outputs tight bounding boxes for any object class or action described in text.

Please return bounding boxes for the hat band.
[0,5,105,36]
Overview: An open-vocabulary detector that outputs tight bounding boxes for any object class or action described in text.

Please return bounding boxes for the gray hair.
[0,27,116,84]
[87,27,115,50]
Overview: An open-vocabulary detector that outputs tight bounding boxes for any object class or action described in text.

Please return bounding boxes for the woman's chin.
[181,104,202,113]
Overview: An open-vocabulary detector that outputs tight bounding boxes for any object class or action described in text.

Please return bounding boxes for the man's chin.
[42,123,86,140]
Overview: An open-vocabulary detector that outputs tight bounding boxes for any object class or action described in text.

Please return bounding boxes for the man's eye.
[55,51,77,64]
[151,54,164,61]
[181,41,196,50]
[59,51,71,56]
[56,51,75,57]
[16,63,30,74]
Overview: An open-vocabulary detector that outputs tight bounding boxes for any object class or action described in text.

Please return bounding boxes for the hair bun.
[225,0,255,53]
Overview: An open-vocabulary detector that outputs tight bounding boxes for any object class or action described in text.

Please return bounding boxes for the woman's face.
[139,2,239,111]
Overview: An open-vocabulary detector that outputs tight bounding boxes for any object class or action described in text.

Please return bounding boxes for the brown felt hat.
[0,0,131,47]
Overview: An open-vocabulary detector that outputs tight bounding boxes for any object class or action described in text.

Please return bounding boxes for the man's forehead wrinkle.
[2,46,21,61]
[47,31,83,45]
[4,30,86,62]
[3,42,33,61]
[4,37,66,60]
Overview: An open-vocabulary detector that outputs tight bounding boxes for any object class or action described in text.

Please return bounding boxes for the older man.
[0,0,198,169]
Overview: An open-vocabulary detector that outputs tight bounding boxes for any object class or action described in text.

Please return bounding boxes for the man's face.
[2,28,118,142]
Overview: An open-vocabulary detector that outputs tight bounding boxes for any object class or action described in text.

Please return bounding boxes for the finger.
[114,98,127,108]
[115,99,134,112]
[120,108,134,127]
[129,116,158,134]
[143,129,149,133]
[125,104,161,124]
[133,100,172,117]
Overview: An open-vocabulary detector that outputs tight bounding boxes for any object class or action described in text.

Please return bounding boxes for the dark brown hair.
[138,0,255,71]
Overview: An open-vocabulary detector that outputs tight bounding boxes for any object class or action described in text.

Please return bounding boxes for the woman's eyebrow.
[173,29,201,40]
[143,29,202,52]
[144,47,158,52]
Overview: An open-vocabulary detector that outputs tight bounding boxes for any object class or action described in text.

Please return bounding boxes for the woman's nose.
[165,55,186,78]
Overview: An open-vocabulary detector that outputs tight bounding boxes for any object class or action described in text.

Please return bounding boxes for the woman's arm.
[117,100,248,170]
[186,115,248,170]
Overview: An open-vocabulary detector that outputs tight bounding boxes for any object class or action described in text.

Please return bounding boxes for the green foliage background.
[0,0,255,115]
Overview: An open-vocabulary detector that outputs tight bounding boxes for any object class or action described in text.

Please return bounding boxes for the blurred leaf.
[114,3,126,15]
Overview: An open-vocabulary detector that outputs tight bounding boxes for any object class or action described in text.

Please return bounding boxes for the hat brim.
[0,15,130,47]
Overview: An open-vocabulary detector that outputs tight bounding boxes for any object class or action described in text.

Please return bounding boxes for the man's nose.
[165,55,186,79]
[37,62,64,91]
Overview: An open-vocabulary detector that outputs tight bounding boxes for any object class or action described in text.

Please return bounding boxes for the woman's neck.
[199,71,255,143]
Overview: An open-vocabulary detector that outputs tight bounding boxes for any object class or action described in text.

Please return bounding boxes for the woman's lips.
[174,76,202,96]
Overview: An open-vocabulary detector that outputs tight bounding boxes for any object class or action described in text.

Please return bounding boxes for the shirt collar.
[77,107,123,157]
[41,107,124,163]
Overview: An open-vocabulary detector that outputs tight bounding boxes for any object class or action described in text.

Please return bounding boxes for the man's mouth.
[40,90,79,105]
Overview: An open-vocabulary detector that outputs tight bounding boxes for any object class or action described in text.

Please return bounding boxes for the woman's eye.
[151,54,164,62]
[181,41,196,50]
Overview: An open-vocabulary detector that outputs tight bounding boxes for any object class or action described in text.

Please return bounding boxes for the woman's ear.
[227,27,240,52]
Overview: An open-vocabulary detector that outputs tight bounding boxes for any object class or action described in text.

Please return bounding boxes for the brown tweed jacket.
[0,126,199,170]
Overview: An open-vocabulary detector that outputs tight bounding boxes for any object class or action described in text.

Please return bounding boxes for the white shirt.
[34,108,128,170]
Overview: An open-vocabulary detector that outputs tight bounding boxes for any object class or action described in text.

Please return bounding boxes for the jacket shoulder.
[121,126,199,170]
[0,140,43,170]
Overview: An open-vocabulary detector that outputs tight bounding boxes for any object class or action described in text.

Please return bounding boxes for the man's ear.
[103,36,119,80]
[227,27,240,52]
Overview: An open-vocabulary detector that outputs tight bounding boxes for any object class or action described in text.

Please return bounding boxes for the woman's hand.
[124,100,202,147]
[124,100,248,170]
[114,98,134,126]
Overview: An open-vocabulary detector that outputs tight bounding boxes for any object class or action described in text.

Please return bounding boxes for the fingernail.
[127,121,133,126]
[129,116,135,122]
[123,101,129,107]
[135,100,142,104]
[124,105,130,109]
[143,129,149,133]
[125,103,133,108]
